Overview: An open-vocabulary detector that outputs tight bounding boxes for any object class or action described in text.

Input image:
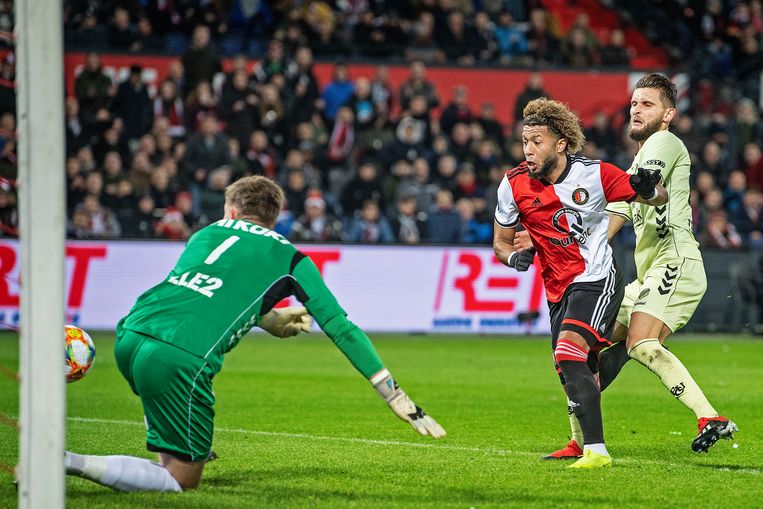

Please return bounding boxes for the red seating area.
[542,0,668,69]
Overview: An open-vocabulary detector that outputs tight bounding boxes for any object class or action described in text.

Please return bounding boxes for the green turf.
[0,332,761,508]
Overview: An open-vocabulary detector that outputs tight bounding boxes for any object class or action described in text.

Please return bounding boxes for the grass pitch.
[0,332,761,508]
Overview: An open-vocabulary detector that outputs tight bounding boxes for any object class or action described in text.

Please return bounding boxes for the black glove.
[629,167,662,199]
[508,248,535,271]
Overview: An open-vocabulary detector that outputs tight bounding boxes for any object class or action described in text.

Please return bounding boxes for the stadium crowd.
[0,1,761,249]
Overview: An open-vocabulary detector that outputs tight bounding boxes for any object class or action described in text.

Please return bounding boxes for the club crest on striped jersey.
[572,187,589,205]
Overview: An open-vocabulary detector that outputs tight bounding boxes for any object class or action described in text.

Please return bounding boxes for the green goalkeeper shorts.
[616,258,707,333]
[115,328,215,462]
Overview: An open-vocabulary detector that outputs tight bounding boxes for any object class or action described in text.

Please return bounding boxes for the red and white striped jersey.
[495,156,637,303]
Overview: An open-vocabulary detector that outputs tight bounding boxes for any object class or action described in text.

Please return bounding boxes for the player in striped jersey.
[494,98,668,468]
[535,74,737,459]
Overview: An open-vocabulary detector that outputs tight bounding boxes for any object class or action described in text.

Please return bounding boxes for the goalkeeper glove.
[508,248,535,271]
[259,307,312,338]
[370,369,446,439]
[629,167,662,200]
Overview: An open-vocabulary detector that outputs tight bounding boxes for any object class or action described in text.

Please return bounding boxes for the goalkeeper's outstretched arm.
[289,254,446,439]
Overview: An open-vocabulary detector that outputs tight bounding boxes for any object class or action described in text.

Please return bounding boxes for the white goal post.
[16,0,66,507]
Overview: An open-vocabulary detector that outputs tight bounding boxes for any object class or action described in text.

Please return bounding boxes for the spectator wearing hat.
[154,206,192,240]
[290,193,344,242]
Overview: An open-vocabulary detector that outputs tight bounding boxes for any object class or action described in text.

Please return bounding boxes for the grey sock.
[64,451,85,475]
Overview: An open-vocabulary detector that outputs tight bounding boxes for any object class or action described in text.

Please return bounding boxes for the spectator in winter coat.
[427,190,462,243]
[321,63,355,121]
[74,52,113,124]
[181,25,221,94]
[290,194,344,242]
[348,200,394,243]
[113,65,153,141]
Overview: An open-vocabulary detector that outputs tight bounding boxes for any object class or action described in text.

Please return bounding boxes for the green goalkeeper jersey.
[607,130,702,280]
[119,218,383,377]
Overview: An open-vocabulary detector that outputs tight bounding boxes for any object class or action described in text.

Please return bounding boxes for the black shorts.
[549,262,624,382]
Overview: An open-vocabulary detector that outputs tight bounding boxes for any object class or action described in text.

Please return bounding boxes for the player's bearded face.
[628,88,668,142]
[522,126,559,180]
[528,152,558,179]
[628,114,662,142]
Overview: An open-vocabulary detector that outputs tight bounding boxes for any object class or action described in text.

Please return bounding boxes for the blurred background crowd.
[0,0,762,249]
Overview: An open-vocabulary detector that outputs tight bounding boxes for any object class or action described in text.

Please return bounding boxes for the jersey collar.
[541,155,572,186]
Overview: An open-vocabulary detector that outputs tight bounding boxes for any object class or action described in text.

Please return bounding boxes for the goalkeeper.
[64,175,445,492]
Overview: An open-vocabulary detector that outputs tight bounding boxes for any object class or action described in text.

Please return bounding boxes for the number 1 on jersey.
[204,235,240,265]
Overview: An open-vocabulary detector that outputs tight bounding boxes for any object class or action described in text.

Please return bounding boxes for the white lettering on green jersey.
[120,220,303,372]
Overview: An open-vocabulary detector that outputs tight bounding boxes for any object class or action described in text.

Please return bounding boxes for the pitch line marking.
[66,416,758,474]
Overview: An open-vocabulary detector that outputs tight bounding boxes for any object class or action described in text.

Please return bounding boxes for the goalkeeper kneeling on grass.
[64,175,445,492]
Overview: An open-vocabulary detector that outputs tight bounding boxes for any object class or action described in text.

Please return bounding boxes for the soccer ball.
[65,325,95,383]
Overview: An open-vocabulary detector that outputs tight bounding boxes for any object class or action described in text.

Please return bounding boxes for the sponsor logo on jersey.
[531,197,542,207]
[550,208,592,246]
[571,187,589,205]
[635,288,650,305]
[644,159,666,168]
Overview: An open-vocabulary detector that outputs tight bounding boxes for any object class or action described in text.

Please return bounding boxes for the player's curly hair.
[225,175,284,227]
[522,98,585,154]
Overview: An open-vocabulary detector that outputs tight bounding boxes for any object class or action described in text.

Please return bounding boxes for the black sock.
[598,342,630,392]
[559,359,604,444]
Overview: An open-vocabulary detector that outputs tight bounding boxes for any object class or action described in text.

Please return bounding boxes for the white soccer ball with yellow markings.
[65,325,96,383]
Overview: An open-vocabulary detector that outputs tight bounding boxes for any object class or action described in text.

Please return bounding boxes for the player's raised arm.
[289,253,446,439]
[600,162,668,208]
[630,167,669,206]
